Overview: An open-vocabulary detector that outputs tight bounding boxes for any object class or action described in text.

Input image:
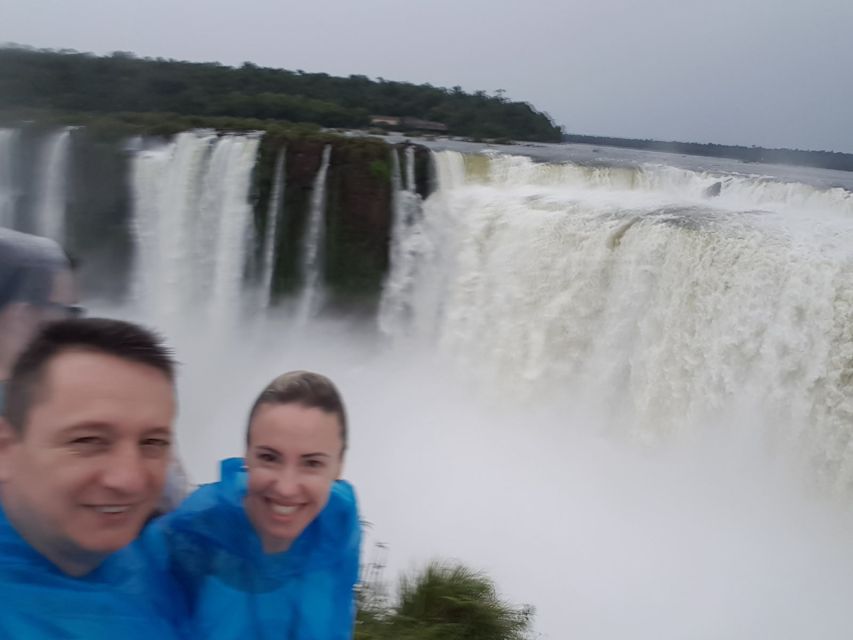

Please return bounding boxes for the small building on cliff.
[370,116,448,133]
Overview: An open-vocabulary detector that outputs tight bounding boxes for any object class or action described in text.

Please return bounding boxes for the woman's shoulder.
[329,479,358,510]
[146,458,251,552]
[301,479,361,565]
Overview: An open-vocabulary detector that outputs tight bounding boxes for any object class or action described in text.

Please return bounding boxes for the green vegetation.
[369,159,391,183]
[0,46,563,142]
[0,108,328,141]
[357,561,534,640]
[564,133,853,172]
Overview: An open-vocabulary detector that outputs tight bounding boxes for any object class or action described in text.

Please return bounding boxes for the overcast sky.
[2,0,852,152]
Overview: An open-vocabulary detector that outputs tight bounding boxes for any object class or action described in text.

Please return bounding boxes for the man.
[0,317,187,638]
[0,228,78,411]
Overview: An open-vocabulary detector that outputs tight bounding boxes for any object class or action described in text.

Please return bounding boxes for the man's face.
[0,350,175,571]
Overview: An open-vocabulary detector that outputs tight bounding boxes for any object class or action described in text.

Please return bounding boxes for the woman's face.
[244,402,344,553]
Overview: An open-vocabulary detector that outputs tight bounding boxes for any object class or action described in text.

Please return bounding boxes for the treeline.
[564,134,853,173]
[0,46,563,142]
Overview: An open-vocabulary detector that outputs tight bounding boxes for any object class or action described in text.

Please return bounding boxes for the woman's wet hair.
[246,370,347,452]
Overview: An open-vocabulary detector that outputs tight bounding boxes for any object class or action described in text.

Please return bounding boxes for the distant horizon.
[562,131,853,157]
[1,39,850,157]
[1,1,851,155]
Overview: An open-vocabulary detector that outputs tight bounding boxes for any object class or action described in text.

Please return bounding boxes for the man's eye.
[69,436,108,451]
[140,439,171,458]
[142,438,171,448]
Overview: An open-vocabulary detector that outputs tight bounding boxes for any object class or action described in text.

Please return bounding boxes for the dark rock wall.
[6,127,433,309]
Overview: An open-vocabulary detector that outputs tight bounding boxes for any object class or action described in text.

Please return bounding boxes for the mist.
[97,308,853,640]
[71,139,853,639]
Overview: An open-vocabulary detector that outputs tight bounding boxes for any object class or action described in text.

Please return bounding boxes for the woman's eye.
[305,459,324,469]
[257,452,277,463]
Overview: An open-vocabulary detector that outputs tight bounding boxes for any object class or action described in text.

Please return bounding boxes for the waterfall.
[295,144,332,324]
[0,129,18,228]
[207,135,262,330]
[130,130,260,335]
[260,147,286,308]
[391,150,853,491]
[378,147,426,337]
[404,145,416,192]
[379,149,463,341]
[31,128,72,242]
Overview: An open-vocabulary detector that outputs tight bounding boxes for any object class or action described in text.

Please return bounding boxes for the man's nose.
[100,444,149,496]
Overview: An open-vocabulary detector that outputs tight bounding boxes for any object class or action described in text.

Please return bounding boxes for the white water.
[404,145,416,192]
[378,147,426,336]
[96,145,853,639]
[31,128,72,243]
[260,147,286,309]
[130,130,260,337]
[206,135,261,332]
[381,151,853,492]
[0,129,17,228]
[295,144,332,324]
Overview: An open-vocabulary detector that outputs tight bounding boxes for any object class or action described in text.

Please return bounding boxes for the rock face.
[704,181,722,198]
[255,136,402,308]
[8,125,431,310]
[255,137,434,310]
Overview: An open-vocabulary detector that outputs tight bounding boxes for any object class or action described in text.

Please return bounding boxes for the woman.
[145,371,361,639]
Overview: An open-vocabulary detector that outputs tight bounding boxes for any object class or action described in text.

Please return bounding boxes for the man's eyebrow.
[141,427,172,437]
[57,422,114,435]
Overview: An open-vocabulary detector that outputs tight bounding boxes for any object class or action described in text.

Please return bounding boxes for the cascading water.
[206,135,261,331]
[380,149,464,341]
[130,130,260,336]
[13,127,853,639]
[295,144,331,324]
[31,127,71,242]
[385,150,853,492]
[0,129,17,228]
[260,147,286,308]
[404,145,416,192]
[378,147,427,336]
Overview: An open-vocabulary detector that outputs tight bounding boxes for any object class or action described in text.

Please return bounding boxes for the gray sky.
[2,0,852,152]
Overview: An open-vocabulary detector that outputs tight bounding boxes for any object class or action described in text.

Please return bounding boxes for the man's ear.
[0,418,20,483]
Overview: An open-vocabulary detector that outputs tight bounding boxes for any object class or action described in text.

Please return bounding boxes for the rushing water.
[130,130,260,338]
[260,147,286,309]
[295,144,332,325]
[10,128,853,639]
[31,127,72,243]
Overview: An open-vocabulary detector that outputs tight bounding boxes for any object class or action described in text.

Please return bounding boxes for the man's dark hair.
[3,317,175,432]
[247,370,348,452]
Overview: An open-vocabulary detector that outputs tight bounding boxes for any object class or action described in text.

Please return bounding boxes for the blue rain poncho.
[143,458,361,640]
[0,504,188,639]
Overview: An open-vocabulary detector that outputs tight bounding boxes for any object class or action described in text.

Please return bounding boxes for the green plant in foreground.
[357,561,534,640]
